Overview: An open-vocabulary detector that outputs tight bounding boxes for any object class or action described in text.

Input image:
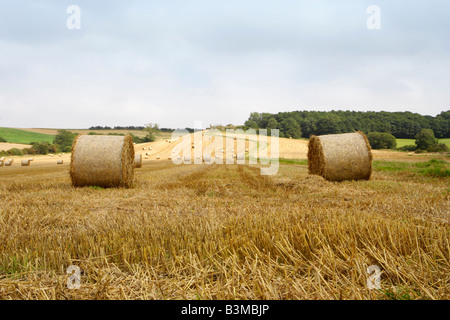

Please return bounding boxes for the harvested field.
[0,143,32,152]
[0,149,448,299]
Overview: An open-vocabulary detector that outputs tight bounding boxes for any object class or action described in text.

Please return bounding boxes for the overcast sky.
[0,0,449,129]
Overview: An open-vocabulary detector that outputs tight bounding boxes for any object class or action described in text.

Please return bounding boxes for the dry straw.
[134,154,142,168]
[70,135,134,188]
[308,131,372,181]
[21,159,31,166]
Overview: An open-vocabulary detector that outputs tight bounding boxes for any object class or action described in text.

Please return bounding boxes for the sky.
[0,0,449,129]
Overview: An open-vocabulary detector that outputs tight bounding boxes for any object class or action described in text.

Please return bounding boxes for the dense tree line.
[88,126,146,130]
[244,110,450,139]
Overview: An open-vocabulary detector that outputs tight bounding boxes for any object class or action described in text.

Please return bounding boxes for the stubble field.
[0,137,448,300]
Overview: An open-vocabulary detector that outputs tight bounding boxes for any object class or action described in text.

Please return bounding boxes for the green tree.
[266,117,279,135]
[367,132,397,149]
[315,117,340,135]
[53,130,78,151]
[280,118,302,139]
[415,129,438,150]
[0,136,7,142]
[142,123,159,142]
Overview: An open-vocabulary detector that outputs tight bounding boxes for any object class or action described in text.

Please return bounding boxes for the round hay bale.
[5,160,13,166]
[70,135,134,188]
[307,131,372,181]
[21,159,31,166]
[237,154,245,161]
[57,159,64,165]
[134,154,142,168]
[0,161,4,167]
[156,156,160,159]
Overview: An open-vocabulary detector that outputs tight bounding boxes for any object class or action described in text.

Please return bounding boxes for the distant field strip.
[396,138,450,148]
[0,128,55,144]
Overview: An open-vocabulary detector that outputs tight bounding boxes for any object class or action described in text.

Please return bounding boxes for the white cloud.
[0,0,449,128]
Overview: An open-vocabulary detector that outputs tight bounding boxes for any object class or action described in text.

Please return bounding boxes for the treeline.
[88,126,146,130]
[244,110,450,139]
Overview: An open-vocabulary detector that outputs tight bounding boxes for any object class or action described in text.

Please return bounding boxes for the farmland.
[0,134,448,300]
[396,138,450,149]
[0,128,55,144]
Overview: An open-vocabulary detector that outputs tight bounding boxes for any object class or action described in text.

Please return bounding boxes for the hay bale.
[134,154,142,168]
[145,156,149,159]
[156,156,160,159]
[70,135,134,188]
[5,160,13,166]
[57,159,64,165]
[21,159,31,166]
[0,161,3,167]
[308,131,372,181]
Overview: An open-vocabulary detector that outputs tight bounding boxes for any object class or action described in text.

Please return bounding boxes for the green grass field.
[0,128,55,144]
[396,138,450,148]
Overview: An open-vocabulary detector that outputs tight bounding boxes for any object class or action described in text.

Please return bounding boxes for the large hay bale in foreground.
[134,154,142,168]
[308,132,372,181]
[70,135,134,188]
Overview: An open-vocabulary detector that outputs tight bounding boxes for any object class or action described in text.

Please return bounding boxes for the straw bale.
[70,135,134,188]
[307,131,372,181]
[134,154,142,168]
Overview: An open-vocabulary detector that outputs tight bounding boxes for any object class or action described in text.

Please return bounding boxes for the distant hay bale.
[29,158,34,161]
[0,161,3,167]
[145,156,149,159]
[0,157,5,161]
[21,159,31,166]
[57,159,64,165]
[70,135,134,188]
[203,154,211,162]
[308,131,372,181]
[134,154,142,168]
[237,154,245,161]
[5,160,13,166]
